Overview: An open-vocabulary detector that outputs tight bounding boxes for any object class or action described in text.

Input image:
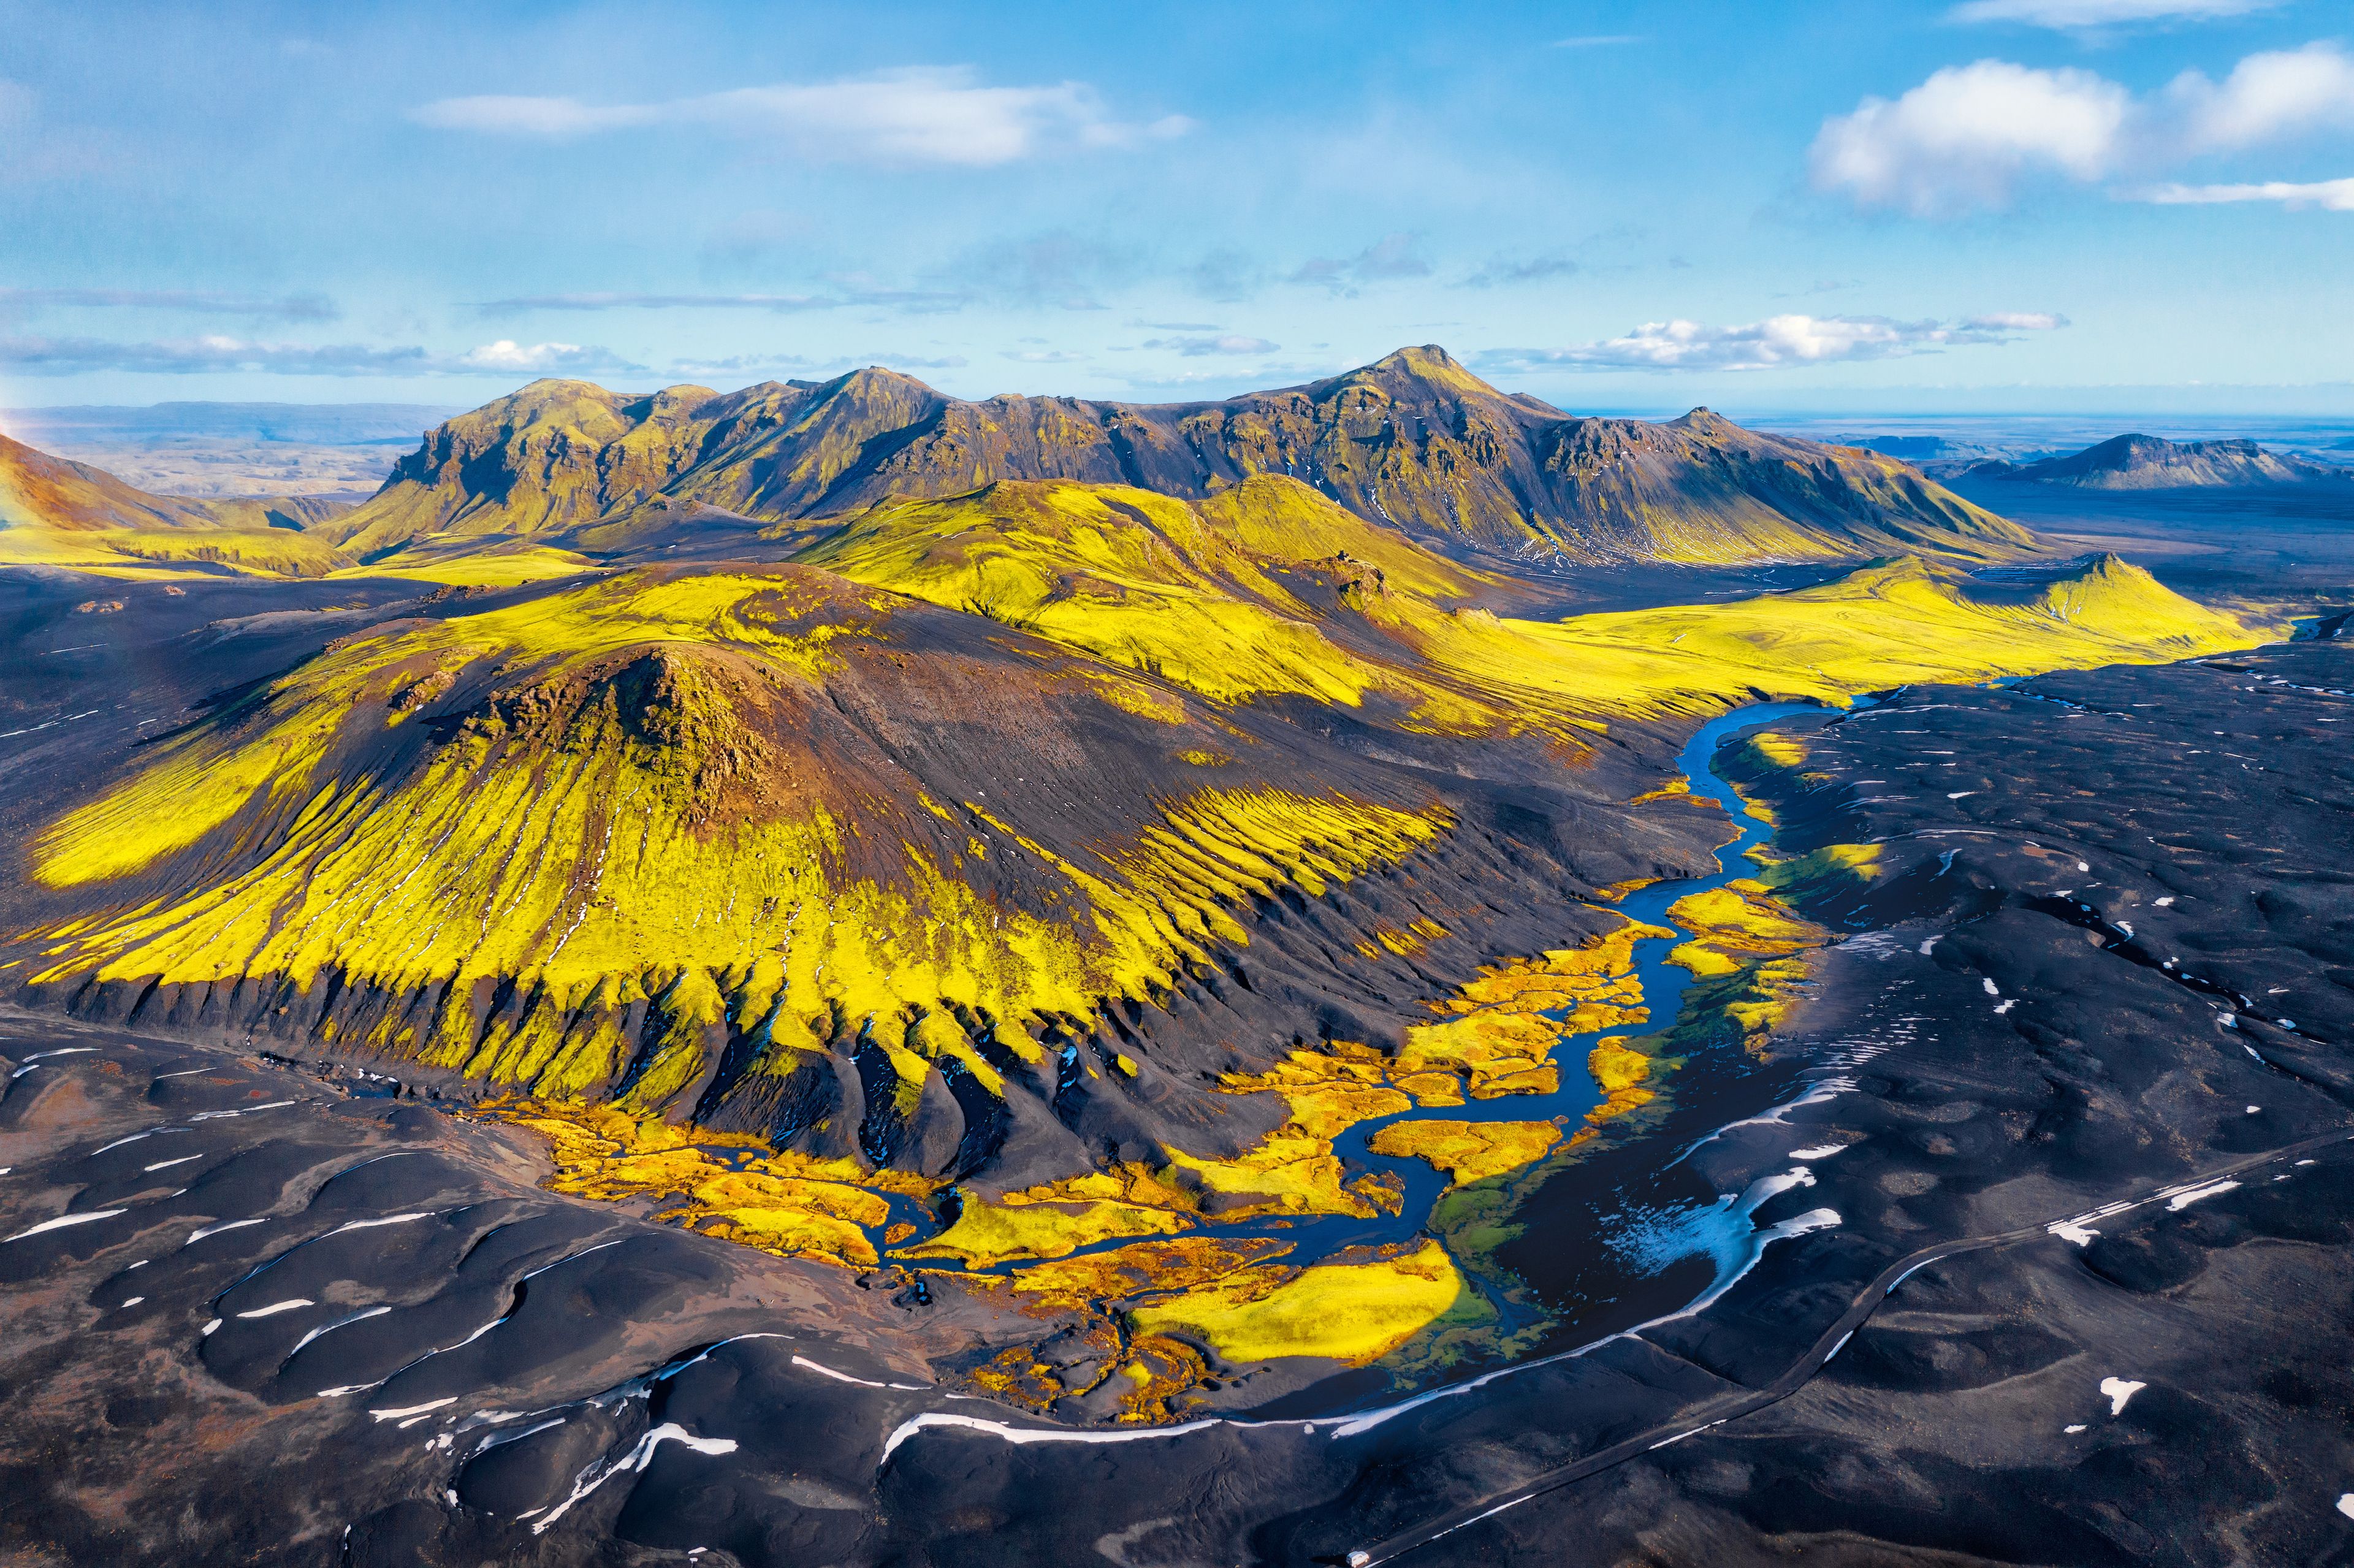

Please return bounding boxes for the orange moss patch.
[479,1095,926,1269]
[1001,1235,1296,1312]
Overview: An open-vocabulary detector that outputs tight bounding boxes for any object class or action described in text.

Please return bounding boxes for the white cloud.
[1478,311,2066,373]
[2131,175,2354,208]
[1948,0,2282,27]
[458,340,615,371]
[1461,254,1581,288]
[1292,233,1433,294]
[470,292,836,314]
[1964,310,2069,329]
[1811,61,2129,216]
[0,335,431,375]
[414,95,652,136]
[2161,42,2354,154]
[1813,42,2354,216]
[0,287,338,321]
[414,67,1189,167]
[1140,334,1279,356]
[0,334,639,377]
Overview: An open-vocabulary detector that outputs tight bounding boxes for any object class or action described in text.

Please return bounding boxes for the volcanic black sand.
[4,626,2350,1564]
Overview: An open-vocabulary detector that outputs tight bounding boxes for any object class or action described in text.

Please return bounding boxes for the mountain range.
[310,346,2032,567]
[1963,433,2353,489]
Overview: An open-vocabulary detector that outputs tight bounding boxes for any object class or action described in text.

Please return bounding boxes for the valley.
[1,352,2344,1566]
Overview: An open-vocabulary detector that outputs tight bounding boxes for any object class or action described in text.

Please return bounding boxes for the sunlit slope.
[794,480,2250,726]
[793,475,1507,714]
[0,433,357,578]
[1469,554,2266,714]
[315,348,2036,565]
[6,484,2264,1195]
[315,382,731,555]
[13,563,1457,1173]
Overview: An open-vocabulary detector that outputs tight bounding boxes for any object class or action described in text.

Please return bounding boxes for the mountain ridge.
[316,347,2036,566]
[1970,432,2352,489]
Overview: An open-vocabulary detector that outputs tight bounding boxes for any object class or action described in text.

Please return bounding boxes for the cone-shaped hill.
[315,347,2034,565]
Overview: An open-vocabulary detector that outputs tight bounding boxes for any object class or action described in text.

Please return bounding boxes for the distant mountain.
[1973,433,2352,490]
[318,347,2035,566]
[1841,435,2014,465]
[0,433,354,576]
[0,401,459,447]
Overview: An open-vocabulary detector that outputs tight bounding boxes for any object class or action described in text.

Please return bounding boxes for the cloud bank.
[1947,0,2284,27]
[0,335,639,376]
[414,67,1189,167]
[0,288,338,321]
[2134,175,2354,208]
[1479,311,2066,373]
[1138,334,1279,356]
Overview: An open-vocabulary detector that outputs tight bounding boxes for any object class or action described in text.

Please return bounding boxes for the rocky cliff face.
[319,348,2034,565]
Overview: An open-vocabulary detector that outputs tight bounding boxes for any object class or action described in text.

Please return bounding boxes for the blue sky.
[0,0,2348,415]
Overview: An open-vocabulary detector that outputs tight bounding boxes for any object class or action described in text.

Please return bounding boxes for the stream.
[912,699,1876,1404]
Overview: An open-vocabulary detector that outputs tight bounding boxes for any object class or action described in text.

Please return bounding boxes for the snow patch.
[533,1423,739,1534]
[236,1298,315,1320]
[2,1208,127,1243]
[2166,1179,2240,1212]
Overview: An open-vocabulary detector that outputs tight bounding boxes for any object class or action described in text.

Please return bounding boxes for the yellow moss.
[897,1197,1187,1268]
[1751,842,1883,898]
[1665,885,1817,975]
[25,564,1448,1138]
[1365,1119,1563,1187]
[1444,554,2267,721]
[1393,917,1663,1098]
[1128,1239,1465,1364]
[800,481,1393,710]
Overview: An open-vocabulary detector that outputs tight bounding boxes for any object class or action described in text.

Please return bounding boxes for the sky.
[1,0,2350,418]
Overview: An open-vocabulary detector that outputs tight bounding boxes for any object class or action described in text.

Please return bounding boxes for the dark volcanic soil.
[7,626,2354,1565]
[1346,637,2354,1566]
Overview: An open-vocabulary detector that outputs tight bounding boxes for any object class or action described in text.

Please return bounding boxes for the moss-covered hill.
[311,346,2033,565]
[3,464,2264,1192]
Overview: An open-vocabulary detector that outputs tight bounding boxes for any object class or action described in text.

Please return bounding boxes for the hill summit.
[313,347,2033,566]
